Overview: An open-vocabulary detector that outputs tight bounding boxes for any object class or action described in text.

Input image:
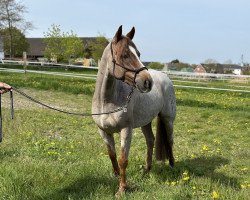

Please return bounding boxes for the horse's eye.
[123,54,129,59]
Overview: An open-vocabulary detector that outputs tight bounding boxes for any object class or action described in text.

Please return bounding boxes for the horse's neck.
[94,46,117,104]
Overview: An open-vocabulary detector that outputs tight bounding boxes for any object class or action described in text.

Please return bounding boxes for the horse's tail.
[155,115,174,167]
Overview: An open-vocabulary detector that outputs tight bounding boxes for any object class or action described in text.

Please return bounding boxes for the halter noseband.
[110,43,148,85]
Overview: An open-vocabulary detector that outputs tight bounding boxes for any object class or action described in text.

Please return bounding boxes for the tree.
[147,62,164,70]
[203,58,218,64]
[0,27,29,57]
[43,24,83,63]
[0,0,33,58]
[88,35,108,64]
[171,59,179,64]
[224,59,233,64]
[62,31,83,63]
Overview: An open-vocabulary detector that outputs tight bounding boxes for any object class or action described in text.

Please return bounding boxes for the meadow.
[0,71,249,200]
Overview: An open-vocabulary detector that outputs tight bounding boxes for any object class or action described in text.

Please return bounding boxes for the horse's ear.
[126,27,135,40]
[113,25,123,43]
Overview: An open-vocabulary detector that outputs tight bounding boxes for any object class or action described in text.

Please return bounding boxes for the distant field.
[0,71,249,199]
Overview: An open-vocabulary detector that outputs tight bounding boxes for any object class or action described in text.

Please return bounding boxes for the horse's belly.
[132,91,163,128]
[132,104,161,128]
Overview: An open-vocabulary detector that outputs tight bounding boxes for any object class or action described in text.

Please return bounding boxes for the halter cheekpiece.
[110,43,148,85]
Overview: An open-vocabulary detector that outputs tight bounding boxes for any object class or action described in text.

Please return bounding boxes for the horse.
[92,26,176,196]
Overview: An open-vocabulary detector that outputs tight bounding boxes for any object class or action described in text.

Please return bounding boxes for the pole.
[23,51,27,74]
[0,93,2,143]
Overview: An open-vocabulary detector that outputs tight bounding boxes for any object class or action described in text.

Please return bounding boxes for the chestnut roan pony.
[92,26,176,196]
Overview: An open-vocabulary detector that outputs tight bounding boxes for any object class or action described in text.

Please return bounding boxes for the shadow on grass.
[37,156,239,199]
[0,149,19,159]
[177,98,250,112]
[152,156,239,188]
[40,175,118,200]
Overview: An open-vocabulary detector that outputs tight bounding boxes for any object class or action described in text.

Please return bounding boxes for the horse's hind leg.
[162,118,174,167]
[155,116,174,167]
[99,129,119,176]
[141,123,155,172]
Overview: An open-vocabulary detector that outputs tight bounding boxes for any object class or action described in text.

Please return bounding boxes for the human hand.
[0,82,12,94]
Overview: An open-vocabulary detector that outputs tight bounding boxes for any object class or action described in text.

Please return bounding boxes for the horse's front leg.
[99,129,119,176]
[116,127,132,197]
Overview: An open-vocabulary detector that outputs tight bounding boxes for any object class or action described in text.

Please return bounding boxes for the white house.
[232,68,242,75]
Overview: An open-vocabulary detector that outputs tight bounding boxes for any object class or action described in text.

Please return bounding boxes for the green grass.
[0,72,249,199]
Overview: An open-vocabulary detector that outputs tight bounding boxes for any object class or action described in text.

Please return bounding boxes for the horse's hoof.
[169,159,174,168]
[143,165,151,174]
[110,172,120,178]
[115,189,125,198]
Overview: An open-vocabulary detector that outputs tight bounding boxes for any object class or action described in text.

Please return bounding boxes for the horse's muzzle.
[135,71,153,93]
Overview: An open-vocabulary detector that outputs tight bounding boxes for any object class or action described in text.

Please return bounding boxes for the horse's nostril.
[144,80,152,89]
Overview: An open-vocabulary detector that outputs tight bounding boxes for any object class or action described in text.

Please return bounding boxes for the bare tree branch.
[0,0,33,57]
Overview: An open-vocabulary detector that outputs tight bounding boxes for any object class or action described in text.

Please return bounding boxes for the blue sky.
[22,0,250,64]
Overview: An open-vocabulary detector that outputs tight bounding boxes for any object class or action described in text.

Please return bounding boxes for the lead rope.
[11,87,134,116]
[0,86,134,143]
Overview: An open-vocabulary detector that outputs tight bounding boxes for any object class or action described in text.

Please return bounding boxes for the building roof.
[27,38,46,56]
[26,37,98,57]
[194,64,206,73]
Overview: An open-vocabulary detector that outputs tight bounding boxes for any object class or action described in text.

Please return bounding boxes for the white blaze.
[129,46,144,67]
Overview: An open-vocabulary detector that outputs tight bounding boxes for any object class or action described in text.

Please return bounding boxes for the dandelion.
[240,167,248,171]
[171,181,177,186]
[202,145,209,151]
[212,191,219,199]
[240,184,246,189]
[213,139,221,144]
[183,171,188,176]
[182,171,190,181]
[182,177,190,181]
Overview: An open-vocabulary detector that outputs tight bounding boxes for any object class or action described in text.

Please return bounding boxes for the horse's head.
[109,26,153,93]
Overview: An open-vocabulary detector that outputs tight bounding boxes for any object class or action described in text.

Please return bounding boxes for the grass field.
[0,72,249,200]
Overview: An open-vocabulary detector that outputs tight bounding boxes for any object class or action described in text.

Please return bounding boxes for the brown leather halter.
[110,43,148,85]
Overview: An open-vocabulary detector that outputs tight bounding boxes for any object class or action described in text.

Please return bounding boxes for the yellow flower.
[182,176,190,181]
[240,184,246,189]
[171,181,177,186]
[183,171,188,176]
[202,145,209,151]
[212,191,219,199]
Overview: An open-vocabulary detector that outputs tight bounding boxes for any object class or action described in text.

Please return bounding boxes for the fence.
[1,60,250,93]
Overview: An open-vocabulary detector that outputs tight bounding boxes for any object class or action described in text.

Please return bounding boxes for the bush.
[147,62,164,70]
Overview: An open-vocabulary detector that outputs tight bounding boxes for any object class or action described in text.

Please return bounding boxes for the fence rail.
[1,59,98,70]
[1,59,250,81]
[162,71,250,83]
[1,67,250,93]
